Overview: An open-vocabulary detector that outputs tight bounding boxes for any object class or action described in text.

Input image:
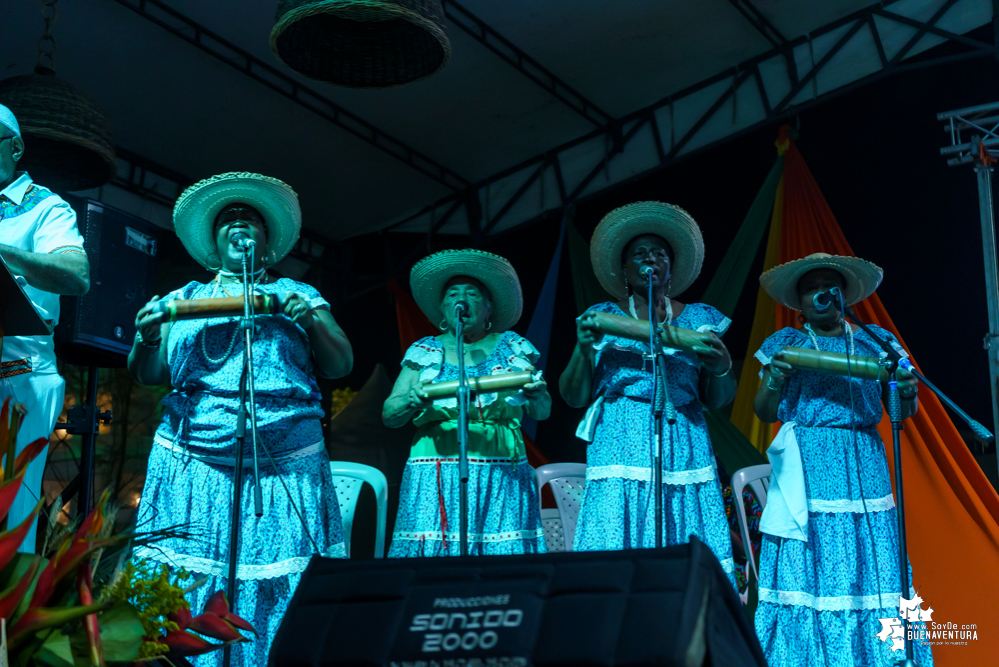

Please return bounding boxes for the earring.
[485,321,492,331]
[797,313,806,325]
[438,319,447,331]
[206,252,223,272]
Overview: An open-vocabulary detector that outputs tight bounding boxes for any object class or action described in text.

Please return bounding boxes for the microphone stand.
[454,304,471,556]
[646,274,676,550]
[845,308,994,667]
[223,244,263,667]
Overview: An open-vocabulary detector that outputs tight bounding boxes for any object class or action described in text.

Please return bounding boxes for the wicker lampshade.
[0,68,116,191]
[270,0,451,88]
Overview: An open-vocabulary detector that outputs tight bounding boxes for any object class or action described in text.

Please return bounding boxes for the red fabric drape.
[387,278,438,351]
[387,280,550,471]
[776,135,999,664]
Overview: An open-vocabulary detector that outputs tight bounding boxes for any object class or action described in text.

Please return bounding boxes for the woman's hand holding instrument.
[153,293,291,322]
[420,370,537,400]
[776,346,889,382]
[583,310,713,355]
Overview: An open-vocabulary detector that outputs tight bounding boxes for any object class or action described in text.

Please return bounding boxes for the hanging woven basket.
[270,0,451,88]
[0,68,116,191]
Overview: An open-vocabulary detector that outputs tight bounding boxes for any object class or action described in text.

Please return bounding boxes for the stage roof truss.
[114,0,470,192]
[386,0,993,237]
[12,0,989,245]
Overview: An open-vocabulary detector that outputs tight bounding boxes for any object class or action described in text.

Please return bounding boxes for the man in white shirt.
[0,103,90,552]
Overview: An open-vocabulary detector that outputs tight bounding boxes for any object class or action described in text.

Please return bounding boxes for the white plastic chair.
[535,462,587,552]
[730,463,771,593]
[329,462,388,558]
[540,507,565,552]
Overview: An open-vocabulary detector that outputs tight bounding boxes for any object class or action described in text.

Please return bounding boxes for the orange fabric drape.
[776,136,999,664]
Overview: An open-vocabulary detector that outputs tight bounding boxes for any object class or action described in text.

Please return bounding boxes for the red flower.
[160,590,256,657]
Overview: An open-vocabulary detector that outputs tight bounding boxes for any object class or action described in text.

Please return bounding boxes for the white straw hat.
[410,249,523,331]
[173,172,301,269]
[760,252,883,310]
[590,201,705,299]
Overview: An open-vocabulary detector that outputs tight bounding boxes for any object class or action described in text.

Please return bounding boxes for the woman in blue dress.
[753,252,932,666]
[560,202,737,578]
[128,173,352,667]
[383,249,550,556]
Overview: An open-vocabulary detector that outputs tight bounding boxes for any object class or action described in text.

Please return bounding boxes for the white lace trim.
[754,348,772,377]
[153,436,325,467]
[133,543,346,580]
[408,456,528,466]
[586,464,716,485]
[808,493,895,514]
[507,336,540,366]
[392,528,545,543]
[696,315,731,337]
[759,587,915,611]
[718,557,735,574]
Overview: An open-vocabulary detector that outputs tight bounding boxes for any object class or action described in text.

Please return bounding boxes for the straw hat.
[173,172,301,270]
[760,253,883,310]
[590,201,704,299]
[410,249,523,331]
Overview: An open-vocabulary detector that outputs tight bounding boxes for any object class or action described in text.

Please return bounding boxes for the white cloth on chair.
[759,421,808,542]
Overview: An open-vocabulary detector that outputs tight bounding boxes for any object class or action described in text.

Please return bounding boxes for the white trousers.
[1,372,65,553]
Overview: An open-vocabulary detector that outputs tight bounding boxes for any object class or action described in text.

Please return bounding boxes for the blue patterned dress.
[134,278,346,667]
[753,325,933,666]
[572,302,736,581]
[389,331,546,557]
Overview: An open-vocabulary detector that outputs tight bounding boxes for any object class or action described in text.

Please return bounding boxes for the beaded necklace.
[199,272,268,364]
[628,293,672,325]
[804,322,855,356]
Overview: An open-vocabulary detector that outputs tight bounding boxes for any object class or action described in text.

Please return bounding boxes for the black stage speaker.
[271,538,766,667]
[56,196,159,367]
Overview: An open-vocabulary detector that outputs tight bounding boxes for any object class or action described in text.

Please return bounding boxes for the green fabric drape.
[698,159,785,477]
[701,157,784,318]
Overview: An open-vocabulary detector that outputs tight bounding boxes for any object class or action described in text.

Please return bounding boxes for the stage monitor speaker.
[55,195,159,367]
[271,537,766,667]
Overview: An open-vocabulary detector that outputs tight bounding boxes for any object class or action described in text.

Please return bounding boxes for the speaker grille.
[56,197,159,366]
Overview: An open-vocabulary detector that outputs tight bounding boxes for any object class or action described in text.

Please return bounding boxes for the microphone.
[812,286,841,313]
[230,231,255,252]
[639,265,654,279]
[454,300,470,317]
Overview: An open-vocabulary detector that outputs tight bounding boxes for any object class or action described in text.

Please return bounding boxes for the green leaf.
[2,552,48,622]
[70,602,145,663]
[35,629,74,667]
[96,602,145,662]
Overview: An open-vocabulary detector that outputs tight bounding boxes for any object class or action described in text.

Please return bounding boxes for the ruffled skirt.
[389,456,545,557]
[573,397,736,583]
[754,426,934,666]
[134,439,345,667]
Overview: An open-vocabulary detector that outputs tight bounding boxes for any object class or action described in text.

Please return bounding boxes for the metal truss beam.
[387,0,991,237]
[441,0,613,128]
[108,149,331,264]
[728,0,798,86]
[114,0,469,191]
